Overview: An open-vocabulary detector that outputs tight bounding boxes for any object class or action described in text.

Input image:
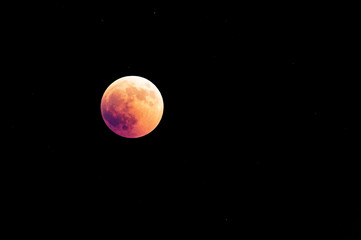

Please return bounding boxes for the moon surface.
[101,76,164,138]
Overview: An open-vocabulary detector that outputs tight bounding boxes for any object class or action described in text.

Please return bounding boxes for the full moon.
[101,76,164,138]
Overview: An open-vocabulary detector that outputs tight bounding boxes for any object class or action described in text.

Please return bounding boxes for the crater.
[125,86,150,102]
[108,90,124,109]
[103,108,138,131]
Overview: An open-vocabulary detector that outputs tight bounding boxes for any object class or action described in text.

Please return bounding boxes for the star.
[224,217,231,224]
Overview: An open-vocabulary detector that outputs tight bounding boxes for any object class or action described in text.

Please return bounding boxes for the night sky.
[6,2,360,238]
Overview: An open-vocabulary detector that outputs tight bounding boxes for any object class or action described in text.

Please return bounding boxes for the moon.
[101,76,164,138]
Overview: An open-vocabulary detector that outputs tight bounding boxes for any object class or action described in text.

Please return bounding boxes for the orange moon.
[101,76,164,138]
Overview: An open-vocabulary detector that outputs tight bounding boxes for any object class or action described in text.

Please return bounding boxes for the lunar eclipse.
[101,76,164,138]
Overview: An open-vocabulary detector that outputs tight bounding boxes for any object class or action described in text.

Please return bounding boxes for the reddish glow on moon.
[101,76,164,138]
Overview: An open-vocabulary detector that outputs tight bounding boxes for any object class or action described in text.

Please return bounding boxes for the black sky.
[5,2,360,239]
